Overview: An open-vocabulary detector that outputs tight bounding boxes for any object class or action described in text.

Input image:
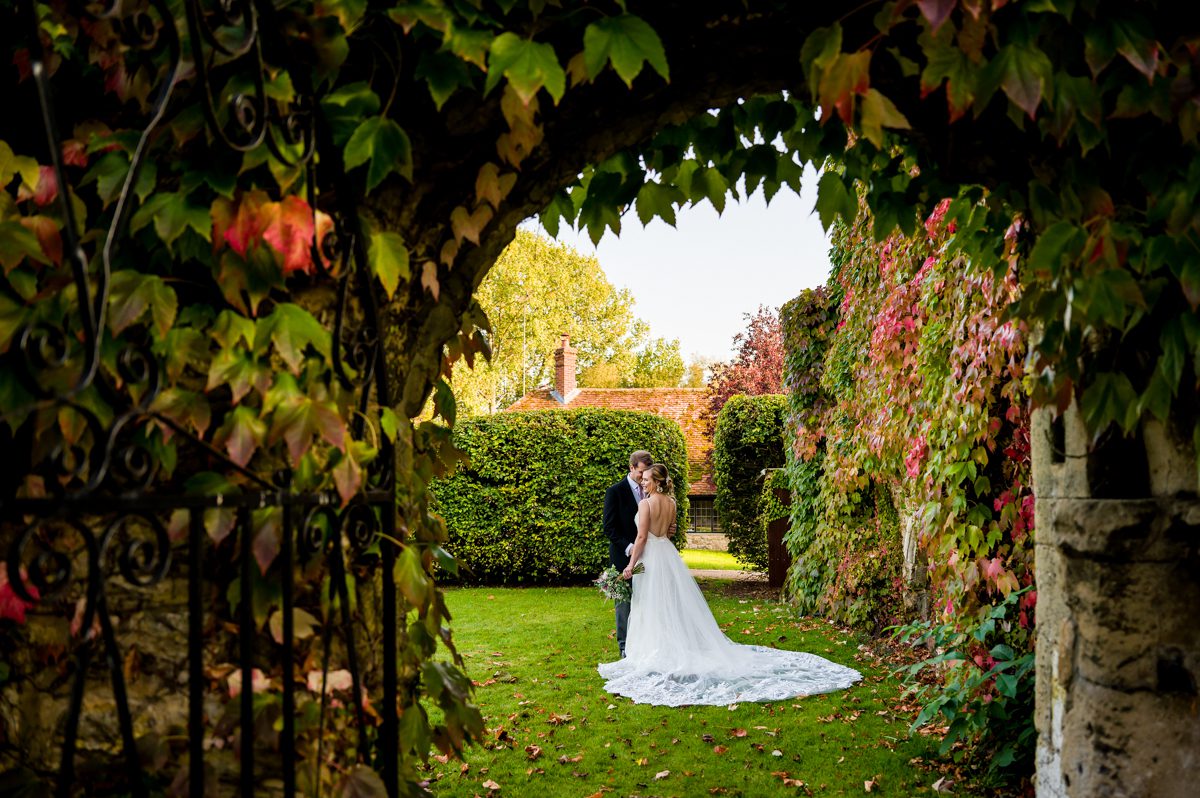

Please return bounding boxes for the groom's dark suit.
[603,475,640,657]
[603,476,640,572]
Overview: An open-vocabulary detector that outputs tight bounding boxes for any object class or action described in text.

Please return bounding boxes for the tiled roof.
[506,388,715,496]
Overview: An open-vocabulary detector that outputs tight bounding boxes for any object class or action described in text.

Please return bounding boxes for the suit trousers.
[615,599,630,656]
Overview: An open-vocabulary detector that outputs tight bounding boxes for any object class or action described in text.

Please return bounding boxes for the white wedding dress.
[597,517,862,707]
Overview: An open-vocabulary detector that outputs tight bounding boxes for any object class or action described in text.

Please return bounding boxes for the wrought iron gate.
[2,1,410,795]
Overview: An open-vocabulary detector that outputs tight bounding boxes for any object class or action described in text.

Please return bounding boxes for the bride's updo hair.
[645,463,673,494]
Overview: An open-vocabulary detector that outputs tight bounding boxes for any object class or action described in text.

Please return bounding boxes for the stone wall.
[1032,407,1200,797]
[0,545,388,793]
[684,532,729,552]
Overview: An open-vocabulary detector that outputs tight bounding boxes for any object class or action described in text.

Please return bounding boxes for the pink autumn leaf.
[227,668,270,697]
[261,195,316,275]
[0,562,40,624]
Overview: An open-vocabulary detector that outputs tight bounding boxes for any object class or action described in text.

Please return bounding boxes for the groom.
[602,450,654,658]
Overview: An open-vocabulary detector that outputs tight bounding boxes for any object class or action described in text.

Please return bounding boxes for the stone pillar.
[1032,406,1200,797]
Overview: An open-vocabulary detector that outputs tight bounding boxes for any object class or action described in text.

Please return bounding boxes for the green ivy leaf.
[394,544,431,607]
[446,26,493,71]
[484,33,565,104]
[859,88,911,149]
[150,387,212,439]
[800,24,843,98]
[0,290,29,353]
[415,50,473,110]
[1027,220,1081,278]
[691,167,730,213]
[321,82,381,150]
[206,347,270,403]
[1080,371,1138,434]
[0,220,49,272]
[815,171,856,230]
[269,393,346,464]
[254,303,332,373]
[1110,14,1159,80]
[379,406,400,443]
[434,378,457,426]
[344,116,413,192]
[634,181,683,226]
[368,231,410,300]
[995,43,1052,119]
[582,13,669,87]
[130,191,211,251]
[213,404,267,468]
[108,270,178,337]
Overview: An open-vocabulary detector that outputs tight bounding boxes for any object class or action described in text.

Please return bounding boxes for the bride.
[597,464,862,706]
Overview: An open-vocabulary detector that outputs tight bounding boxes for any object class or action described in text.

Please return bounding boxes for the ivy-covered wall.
[430,410,688,584]
[712,394,786,571]
[779,197,1036,780]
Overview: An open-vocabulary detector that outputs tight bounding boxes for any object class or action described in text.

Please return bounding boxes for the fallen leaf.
[635,757,648,766]
[712,745,728,754]
[525,745,542,760]
[771,749,783,756]
[730,728,747,738]
[932,776,954,793]
[654,770,670,780]
[481,778,501,791]
[701,734,715,743]
[558,754,583,764]
[865,778,877,792]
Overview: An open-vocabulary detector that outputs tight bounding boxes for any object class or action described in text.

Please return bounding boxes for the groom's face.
[629,462,649,481]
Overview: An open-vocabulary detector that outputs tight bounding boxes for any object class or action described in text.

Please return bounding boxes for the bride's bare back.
[640,494,675,538]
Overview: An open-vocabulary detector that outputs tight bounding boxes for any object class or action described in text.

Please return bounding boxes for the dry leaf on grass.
[654,770,670,780]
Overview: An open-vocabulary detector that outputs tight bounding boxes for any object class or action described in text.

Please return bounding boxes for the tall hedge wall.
[431,409,689,584]
[712,394,786,570]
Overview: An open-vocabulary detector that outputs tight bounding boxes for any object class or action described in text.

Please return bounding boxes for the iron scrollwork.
[1,0,402,796]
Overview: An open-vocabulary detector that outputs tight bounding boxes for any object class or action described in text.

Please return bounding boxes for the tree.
[705,306,785,431]
[449,230,643,415]
[626,336,685,388]
[682,355,716,389]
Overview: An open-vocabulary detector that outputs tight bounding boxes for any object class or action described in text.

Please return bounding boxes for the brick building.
[506,335,721,536]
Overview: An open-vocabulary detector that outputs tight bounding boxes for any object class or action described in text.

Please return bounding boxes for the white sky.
[530,163,832,363]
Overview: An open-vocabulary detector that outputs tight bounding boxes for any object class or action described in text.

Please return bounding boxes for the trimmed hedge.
[431,409,688,584]
[712,394,786,570]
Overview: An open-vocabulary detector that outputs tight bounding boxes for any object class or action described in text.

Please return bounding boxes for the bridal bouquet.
[595,564,643,603]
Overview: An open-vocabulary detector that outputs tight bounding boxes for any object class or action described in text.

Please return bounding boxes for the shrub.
[712,394,786,570]
[431,410,688,584]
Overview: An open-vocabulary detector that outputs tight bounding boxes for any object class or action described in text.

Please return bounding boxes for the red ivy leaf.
[262,195,317,275]
[18,215,62,266]
[213,190,271,257]
[252,508,282,574]
[214,405,266,468]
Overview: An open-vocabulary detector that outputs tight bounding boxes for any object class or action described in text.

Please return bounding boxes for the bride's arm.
[622,500,651,579]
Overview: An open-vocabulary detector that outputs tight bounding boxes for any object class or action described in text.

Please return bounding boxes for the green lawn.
[424,583,967,797]
[680,549,755,571]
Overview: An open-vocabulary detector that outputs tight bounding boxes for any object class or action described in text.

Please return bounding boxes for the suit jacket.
[603,477,639,571]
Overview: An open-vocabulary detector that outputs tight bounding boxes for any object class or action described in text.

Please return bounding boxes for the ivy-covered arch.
[1,0,1197,795]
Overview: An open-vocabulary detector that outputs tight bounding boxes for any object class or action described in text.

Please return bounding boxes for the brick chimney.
[552,334,578,403]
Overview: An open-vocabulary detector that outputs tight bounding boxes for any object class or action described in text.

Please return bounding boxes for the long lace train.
[597,535,861,706]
